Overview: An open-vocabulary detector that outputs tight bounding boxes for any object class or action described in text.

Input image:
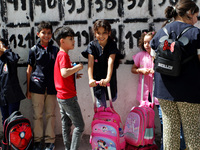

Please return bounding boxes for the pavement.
[55,134,91,150]
[0,133,160,150]
[55,133,161,150]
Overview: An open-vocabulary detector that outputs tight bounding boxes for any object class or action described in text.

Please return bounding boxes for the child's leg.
[57,98,72,150]
[156,105,163,150]
[180,124,186,150]
[0,105,9,125]
[69,97,85,150]
[31,93,45,143]
[44,94,56,144]
[0,101,20,125]
[96,89,106,108]
[57,96,84,150]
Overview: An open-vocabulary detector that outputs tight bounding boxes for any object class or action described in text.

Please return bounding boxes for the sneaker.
[33,142,42,150]
[44,143,55,150]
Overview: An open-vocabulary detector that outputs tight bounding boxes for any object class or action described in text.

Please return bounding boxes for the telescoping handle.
[90,82,113,111]
[141,74,155,104]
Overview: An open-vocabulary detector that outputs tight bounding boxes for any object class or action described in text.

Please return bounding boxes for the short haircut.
[53,26,75,46]
[0,38,9,47]
[37,21,53,33]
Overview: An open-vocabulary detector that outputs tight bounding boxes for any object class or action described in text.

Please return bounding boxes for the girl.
[150,0,200,149]
[82,19,123,108]
[131,31,159,105]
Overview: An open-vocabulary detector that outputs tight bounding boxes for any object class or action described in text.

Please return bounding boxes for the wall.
[0,0,200,135]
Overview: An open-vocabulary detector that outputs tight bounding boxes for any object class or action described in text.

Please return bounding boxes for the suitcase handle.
[90,81,113,112]
[141,74,155,104]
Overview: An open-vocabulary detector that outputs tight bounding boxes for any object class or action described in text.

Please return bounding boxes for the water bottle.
[73,62,77,78]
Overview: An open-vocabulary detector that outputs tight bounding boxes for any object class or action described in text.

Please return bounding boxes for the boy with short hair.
[53,26,85,150]
[0,38,25,125]
[26,21,59,150]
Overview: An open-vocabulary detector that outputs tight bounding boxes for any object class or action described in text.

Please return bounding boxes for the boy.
[26,21,59,150]
[53,26,85,150]
[0,38,25,125]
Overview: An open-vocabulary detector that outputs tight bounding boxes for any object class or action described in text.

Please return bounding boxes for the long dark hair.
[139,31,156,51]
[162,0,199,27]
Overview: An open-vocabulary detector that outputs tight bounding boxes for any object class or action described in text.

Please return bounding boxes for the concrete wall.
[0,0,200,136]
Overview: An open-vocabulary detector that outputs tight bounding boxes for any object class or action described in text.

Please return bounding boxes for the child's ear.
[36,32,40,37]
[60,38,64,45]
[109,31,111,36]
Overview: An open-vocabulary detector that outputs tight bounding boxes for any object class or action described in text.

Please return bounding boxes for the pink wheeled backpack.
[90,83,125,150]
[124,75,157,148]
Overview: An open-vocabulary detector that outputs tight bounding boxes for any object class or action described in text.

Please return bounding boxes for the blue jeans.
[0,101,20,125]
[57,96,85,150]
[157,105,186,150]
[96,89,117,108]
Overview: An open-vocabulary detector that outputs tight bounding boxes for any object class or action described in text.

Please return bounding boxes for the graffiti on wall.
[0,0,199,64]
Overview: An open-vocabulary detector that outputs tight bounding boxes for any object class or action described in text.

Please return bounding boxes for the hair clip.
[144,32,147,34]
[152,32,155,35]
[173,6,176,12]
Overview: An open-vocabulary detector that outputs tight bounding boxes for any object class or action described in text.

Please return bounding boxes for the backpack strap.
[177,26,193,39]
[162,26,193,39]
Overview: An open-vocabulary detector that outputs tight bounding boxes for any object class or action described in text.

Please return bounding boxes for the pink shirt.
[133,51,159,105]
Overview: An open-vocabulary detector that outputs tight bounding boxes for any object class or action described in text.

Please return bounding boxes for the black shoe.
[33,142,42,150]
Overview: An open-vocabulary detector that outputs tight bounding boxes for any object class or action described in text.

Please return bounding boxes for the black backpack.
[2,111,33,150]
[154,26,194,76]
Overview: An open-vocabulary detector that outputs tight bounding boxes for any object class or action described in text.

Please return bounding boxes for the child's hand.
[89,79,97,87]
[99,79,109,87]
[138,68,149,75]
[0,43,6,52]
[149,69,154,74]
[76,73,83,79]
[26,91,31,99]
[77,63,83,71]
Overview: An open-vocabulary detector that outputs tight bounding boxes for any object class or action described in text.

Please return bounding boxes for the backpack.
[154,26,194,76]
[2,111,33,150]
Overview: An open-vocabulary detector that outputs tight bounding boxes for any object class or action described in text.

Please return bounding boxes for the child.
[26,21,59,150]
[82,19,123,108]
[131,31,158,105]
[0,38,25,125]
[133,31,186,150]
[53,26,85,150]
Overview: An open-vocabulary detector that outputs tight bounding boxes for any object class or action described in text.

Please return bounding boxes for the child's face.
[37,28,52,46]
[95,27,111,47]
[61,36,75,51]
[143,35,152,54]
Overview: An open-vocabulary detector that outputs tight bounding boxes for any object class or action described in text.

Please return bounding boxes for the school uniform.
[0,49,25,124]
[27,40,59,144]
[82,37,122,107]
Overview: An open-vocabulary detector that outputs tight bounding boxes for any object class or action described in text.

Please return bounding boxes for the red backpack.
[2,111,33,150]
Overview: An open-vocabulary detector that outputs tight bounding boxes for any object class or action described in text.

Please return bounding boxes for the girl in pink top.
[131,31,159,105]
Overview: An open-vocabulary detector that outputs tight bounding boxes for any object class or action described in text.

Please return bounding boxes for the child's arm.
[88,54,96,87]
[60,63,83,78]
[99,54,116,87]
[131,64,152,75]
[26,64,32,99]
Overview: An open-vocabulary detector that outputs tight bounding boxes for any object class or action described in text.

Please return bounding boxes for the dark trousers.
[0,101,20,125]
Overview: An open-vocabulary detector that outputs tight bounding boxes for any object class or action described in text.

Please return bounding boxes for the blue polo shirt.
[27,40,59,94]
